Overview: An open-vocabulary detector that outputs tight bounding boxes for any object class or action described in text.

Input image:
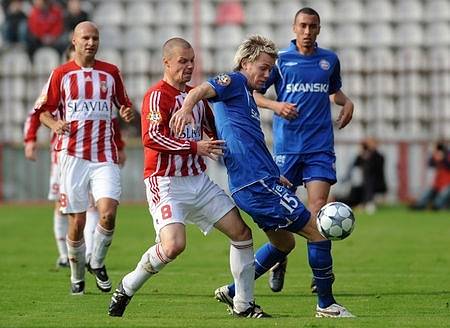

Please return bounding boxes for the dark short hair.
[294,7,320,24]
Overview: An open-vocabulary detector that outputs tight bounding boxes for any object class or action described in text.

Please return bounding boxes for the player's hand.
[170,109,195,136]
[196,139,226,161]
[53,120,70,135]
[279,175,293,188]
[336,100,354,129]
[275,102,298,120]
[118,149,126,167]
[24,141,37,161]
[119,106,134,123]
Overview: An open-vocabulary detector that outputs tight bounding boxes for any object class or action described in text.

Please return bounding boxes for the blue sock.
[227,242,288,298]
[308,240,336,308]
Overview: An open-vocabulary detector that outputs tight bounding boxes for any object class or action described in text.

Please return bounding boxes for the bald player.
[108,37,269,319]
[37,21,134,295]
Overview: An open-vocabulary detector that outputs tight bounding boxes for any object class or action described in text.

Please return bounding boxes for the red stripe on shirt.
[84,72,93,99]
[83,120,93,160]
[69,74,78,99]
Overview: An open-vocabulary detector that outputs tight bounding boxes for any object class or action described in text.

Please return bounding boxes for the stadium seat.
[214,25,243,50]
[394,0,423,22]
[317,23,334,48]
[192,25,215,49]
[98,25,123,49]
[9,100,26,123]
[123,26,153,50]
[365,0,393,22]
[424,0,450,22]
[334,0,364,23]
[245,0,274,24]
[395,47,424,72]
[364,47,394,73]
[365,23,394,47]
[245,23,275,46]
[124,1,154,26]
[394,23,423,47]
[123,49,151,75]
[0,48,31,76]
[427,47,450,72]
[334,23,363,47]
[366,73,396,96]
[214,48,235,72]
[429,72,450,96]
[397,73,424,96]
[125,74,151,100]
[198,49,214,73]
[1,76,26,100]
[96,48,122,69]
[337,48,364,72]
[424,22,450,46]
[155,1,184,26]
[153,25,185,49]
[32,47,60,76]
[150,50,164,74]
[273,0,302,24]
[185,0,216,25]
[93,1,125,26]
[343,73,364,97]
[274,24,294,48]
[304,0,334,23]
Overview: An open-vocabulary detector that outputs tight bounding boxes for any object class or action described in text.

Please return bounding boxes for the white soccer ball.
[316,202,355,241]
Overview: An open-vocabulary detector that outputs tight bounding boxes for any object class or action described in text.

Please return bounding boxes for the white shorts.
[144,173,235,241]
[48,160,60,201]
[59,152,121,214]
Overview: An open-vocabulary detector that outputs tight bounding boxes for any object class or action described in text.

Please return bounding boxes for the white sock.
[122,243,173,296]
[53,210,68,260]
[67,238,86,283]
[84,208,99,263]
[90,224,114,269]
[230,239,255,312]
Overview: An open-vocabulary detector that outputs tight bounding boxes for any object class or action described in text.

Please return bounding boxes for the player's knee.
[310,198,328,217]
[163,240,186,259]
[99,211,116,229]
[233,224,252,241]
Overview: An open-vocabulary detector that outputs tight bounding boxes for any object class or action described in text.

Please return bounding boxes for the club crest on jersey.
[147,110,162,123]
[100,81,108,93]
[319,59,330,70]
[215,73,231,86]
[34,94,47,109]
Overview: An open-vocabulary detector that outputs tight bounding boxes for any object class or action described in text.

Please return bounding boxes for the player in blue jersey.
[170,35,354,318]
[254,7,354,293]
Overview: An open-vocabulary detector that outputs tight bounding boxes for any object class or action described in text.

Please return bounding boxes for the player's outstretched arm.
[331,90,354,129]
[253,91,298,120]
[170,82,217,135]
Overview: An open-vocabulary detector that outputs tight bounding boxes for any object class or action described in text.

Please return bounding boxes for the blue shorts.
[232,177,311,232]
[273,152,337,188]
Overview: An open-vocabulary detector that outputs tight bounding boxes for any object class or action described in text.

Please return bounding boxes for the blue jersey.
[207,72,280,194]
[261,40,342,155]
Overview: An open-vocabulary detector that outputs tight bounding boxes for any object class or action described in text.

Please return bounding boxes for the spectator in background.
[215,0,244,25]
[336,137,387,214]
[27,0,67,56]
[410,141,450,210]
[63,0,88,35]
[2,0,27,45]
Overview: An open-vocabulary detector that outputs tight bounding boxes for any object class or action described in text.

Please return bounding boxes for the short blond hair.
[233,35,278,71]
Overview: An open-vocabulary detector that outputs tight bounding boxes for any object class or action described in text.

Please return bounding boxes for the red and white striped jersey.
[35,59,131,163]
[141,80,216,178]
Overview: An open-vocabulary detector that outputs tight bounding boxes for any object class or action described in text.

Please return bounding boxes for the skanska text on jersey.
[286,83,329,93]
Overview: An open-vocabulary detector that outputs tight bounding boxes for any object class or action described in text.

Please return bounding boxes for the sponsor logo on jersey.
[274,155,286,166]
[66,100,111,120]
[286,83,329,93]
[100,81,108,93]
[178,124,202,141]
[215,73,231,86]
[319,59,330,70]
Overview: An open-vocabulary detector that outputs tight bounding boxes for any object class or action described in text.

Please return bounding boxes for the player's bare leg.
[53,201,69,268]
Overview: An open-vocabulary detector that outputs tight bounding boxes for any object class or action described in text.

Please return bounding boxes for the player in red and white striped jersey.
[37,21,134,295]
[23,44,127,269]
[109,38,268,318]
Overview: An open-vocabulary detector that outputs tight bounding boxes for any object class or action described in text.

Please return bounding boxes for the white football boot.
[316,303,355,318]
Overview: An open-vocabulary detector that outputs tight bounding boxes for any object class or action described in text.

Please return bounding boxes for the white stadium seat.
[96,48,122,69]
[273,0,301,24]
[198,49,214,73]
[424,0,450,22]
[185,0,216,25]
[245,23,275,46]
[1,48,31,76]
[364,48,394,73]
[125,75,150,100]
[395,47,424,72]
[98,25,123,49]
[214,25,243,50]
[334,0,364,23]
[427,47,450,72]
[93,2,125,26]
[274,24,294,48]
[245,0,274,24]
[155,1,184,26]
[424,22,450,46]
[123,26,153,50]
[336,48,363,73]
[123,49,151,75]
[304,0,334,23]
[317,23,334,48]
[394,23,423,47]
[365,73,395,96]
[124,1,154,26]
[32,47,60,76]
[397,73,425,96]
[1,76,26,100]
[394,0,423,22]
[365,23,394,48]
[334,23,363,47]
[214,48,236,72]
[365,0,393,22]
[153,25,185,49]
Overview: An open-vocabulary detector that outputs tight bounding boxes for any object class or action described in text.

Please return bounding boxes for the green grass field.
[1,203,449,327]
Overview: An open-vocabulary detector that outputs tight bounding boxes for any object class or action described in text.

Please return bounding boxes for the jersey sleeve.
[35,70,62,115]
[23,109,41,143]
[112,67,133,109]
[141,90,197,154]
[207,73,240,103]
[329,57,342,95]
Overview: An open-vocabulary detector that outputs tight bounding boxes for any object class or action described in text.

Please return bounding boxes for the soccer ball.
[316,202,355,241]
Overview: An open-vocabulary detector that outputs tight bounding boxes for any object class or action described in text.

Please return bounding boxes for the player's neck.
[296,42,315,56]
[75,56,95,68]
[163,76,186,92]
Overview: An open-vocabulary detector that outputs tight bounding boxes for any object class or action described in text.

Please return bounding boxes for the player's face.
[293,13,320,52]
[72,24,99,59]
[165,47,195,85]
[241,53,275,90]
